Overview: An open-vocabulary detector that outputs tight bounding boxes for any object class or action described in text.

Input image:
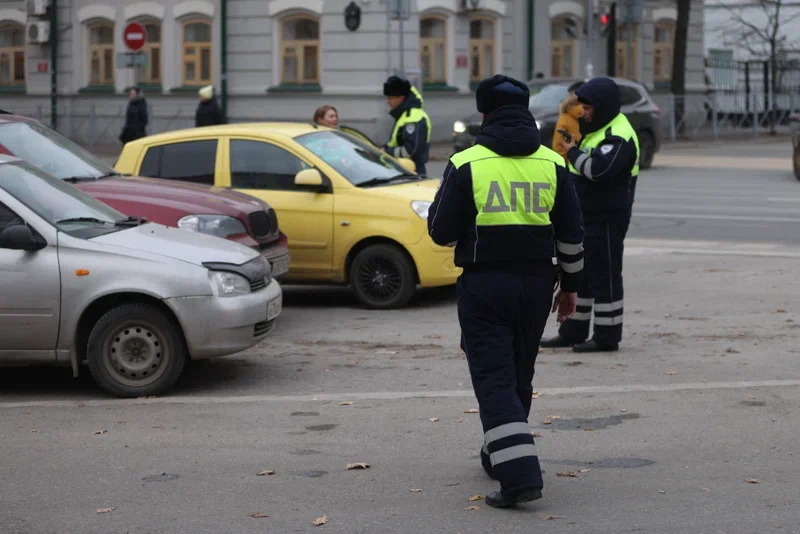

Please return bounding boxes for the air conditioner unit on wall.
[26,0,50,16]
[27,21,50,44]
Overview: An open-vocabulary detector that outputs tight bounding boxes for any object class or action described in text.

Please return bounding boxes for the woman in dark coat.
[119,86,149,144]
[195,85,224,127]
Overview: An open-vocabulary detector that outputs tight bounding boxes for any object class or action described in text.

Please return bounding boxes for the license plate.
[267,295,282,321]
[270,256,290,277]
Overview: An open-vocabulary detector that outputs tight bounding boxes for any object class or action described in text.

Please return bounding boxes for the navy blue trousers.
[457,271,553,492]
[558,221,626,345]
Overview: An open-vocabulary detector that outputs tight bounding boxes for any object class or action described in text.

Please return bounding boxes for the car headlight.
[208,270,251,297]
[411,200,431,220]
[453,120,467,134]
[178,215,247,239]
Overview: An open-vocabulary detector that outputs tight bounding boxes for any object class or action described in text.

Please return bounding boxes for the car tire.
[638,131,656,170]
[86,303,187,398]
[350,244,416,309]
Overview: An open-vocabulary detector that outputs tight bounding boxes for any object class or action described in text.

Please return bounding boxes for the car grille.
[247,210,276,239]
[249,276,267,292]
[254,319,274,338]
[467,125,481,137]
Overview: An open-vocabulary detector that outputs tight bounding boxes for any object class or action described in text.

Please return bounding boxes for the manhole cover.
[142,473,180,482]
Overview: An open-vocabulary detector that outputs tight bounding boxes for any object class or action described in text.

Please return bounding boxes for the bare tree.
[711,0,800,133]
[671,0,692,137]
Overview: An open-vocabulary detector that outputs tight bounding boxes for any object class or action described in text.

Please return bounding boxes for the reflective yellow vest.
[568,113,640,177]
[387,107,432,148]
[450,144,563,227]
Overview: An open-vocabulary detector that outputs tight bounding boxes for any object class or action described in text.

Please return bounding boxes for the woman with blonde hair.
[313,105,339,129]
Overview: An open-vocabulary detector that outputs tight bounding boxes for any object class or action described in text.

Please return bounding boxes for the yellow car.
[115,123,461,309]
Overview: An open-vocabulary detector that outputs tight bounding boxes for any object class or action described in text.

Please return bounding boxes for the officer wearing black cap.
[542,77,639,353]
[382,75,431,175]
[428,75,585,508]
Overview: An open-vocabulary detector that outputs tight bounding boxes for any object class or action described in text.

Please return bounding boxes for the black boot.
[540,335,581,348]
[481,447,496,480]
[485,486,543,508]
[572,339,619,353]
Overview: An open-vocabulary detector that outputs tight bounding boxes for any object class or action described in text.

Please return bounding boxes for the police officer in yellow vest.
[542,77,639,353]
[382,76,431,175]
[428,75,585,508]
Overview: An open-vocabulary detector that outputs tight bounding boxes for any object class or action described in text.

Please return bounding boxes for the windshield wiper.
[56,217,112,225]
[114,216,147,227]
[62,172,123,183]
[358,173,418,188]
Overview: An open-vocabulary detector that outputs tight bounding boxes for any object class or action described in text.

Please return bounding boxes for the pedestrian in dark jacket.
[195,85,223,127]
[381,76,431,175]
[119,87,148,144]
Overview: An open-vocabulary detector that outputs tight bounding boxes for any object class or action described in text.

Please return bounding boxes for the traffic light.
[601,2,617,76]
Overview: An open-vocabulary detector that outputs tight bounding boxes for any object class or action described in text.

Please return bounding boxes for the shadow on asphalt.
[281,284,457,309]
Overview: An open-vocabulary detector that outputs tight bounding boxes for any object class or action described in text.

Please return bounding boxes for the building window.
[550,16,577,78]
[469,18,495,83]
[653,20,674,82]
[615,25,638,79]
[0,23,25,87]
[89,22,115,86]
[142,21,161,84]
[182,19,212,86]
[280,16,319,84]
[420,15,446,83]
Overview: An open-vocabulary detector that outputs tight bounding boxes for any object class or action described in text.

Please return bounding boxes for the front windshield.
[295,131,413,186]
[0,161,126,237]
[0,121,115,179]
[529,84,570,111]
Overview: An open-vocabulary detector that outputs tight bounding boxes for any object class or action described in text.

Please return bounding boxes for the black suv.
[452,77,663,169]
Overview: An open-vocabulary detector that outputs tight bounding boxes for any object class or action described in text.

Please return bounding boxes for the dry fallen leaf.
[726,347,741,354]
[771,309,787,314]
[30,429,38,433]
[746,395,755,400]
[410,488,423,493]
[546,415,562,420]
[313,515,329,526]
[531,431,540,437]
[116,420,127,424]
[620,409,628,413]
[664,314,673,318]
[464,408,479,414]
[94,429,107,435]
[257,470,275,476]
[463,506,480,511]
[429,418,440,422]
[446,482,460,486]
[455,418,463,423]
[579,469,592,473]
[345,462,370,470]
[746,478,760,484]
[658,490,666,494]
[557,471,581,478]
[664,371,678,376]
[543,515,562,521]
[468,494,484,502]
[96,507,116,514]
[338,401,354,406]
[702,488,711,492]
[543,420,552,425]
[248,512,269,518]
[584,427,594,432]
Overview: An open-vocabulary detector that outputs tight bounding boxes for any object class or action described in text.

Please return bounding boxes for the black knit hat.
[475,75,530,115]
[383,76,412,97]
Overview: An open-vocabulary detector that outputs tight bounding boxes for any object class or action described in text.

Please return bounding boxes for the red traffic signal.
[600,13,610,25]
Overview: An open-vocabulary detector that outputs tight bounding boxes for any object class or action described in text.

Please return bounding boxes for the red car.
[0,112,290,277]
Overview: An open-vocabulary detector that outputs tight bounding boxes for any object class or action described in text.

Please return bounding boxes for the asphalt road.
[2,140,800,533]
[427,138,800,245]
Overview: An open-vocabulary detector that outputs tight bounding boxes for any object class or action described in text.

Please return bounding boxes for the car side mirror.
[396,158,417,173]
[0,224,44,251]
[295,168,324,188]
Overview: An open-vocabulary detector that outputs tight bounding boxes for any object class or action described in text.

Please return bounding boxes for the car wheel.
[638,131,656,170]
[86,303,187,398]
[350,244,416,309]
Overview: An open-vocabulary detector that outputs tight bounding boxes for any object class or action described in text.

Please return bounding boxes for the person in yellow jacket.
[382,76,431,175]
[552,81,585,160]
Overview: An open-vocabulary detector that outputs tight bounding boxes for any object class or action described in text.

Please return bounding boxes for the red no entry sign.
[123,22,147,52]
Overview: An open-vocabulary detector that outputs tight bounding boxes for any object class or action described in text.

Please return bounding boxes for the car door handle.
[341,221,350,227]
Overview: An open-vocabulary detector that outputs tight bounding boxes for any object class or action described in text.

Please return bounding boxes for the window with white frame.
[140,20,161,84]
[616,24,638,79]
[469,17,495,83]
[420,15,446,84]
[653,20,674,82]
[182,19,212,86]
[0,23,25,87]
[280,15,320,84]
[550,16,576,78]
[88,21,115,86]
